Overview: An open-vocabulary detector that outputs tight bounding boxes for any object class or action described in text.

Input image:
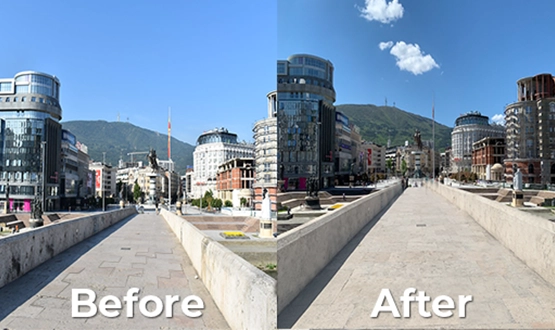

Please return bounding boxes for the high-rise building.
[253,91,278,211]
[505,73,555,184]
[0,71,63,211]
[451,111,504,173]
[193,128,254,199]
[60,129,92,210]
[277,54,336,191]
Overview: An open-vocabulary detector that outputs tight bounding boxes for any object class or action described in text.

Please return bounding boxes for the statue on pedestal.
[414,130,423,151]
[147,149,159,171]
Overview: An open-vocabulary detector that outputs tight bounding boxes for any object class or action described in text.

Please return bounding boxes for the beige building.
[253,91,278,212]
[505,73,555,184]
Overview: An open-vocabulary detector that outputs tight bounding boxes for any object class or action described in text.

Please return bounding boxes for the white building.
[193,128,254,199]
[451,112,504,173]
[90,162,117,198]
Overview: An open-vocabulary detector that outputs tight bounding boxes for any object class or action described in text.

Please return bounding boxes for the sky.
[0,1,276,146]
[278,0,555,128]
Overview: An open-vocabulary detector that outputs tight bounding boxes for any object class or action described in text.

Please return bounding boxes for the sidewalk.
[0,213,229,329]
[279,187,555,329]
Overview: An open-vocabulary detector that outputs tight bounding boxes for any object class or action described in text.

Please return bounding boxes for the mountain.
[61,120,194,175]
[336,104,452,150]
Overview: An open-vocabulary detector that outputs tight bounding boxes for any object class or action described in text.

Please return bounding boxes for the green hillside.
[61,120,194,175]
[336,104,452,150]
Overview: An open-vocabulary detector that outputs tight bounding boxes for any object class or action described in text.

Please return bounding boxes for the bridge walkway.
[279,186,555,329]
[0,212,229,329]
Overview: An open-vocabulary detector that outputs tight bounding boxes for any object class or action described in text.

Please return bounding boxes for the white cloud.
[491,114,505,125]
[356,0,404,24]
[379,41,393,50]
[379,41,439,75]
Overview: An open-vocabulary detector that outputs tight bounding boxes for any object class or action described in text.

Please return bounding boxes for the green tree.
[401,159,407,175]
[386,158,392,171]
[133,181,141,203]
[224,200,233,207]
[240,197,247,207]
[211,198,223,209]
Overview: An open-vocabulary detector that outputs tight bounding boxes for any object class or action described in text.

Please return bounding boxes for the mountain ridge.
[61,120,194,175]
[336,104,452,150]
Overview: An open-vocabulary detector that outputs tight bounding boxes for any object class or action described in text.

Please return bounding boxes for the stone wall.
[160,209,277,330]
[276,182,402,313]
[427,181,555,287]
[0,207,137,289]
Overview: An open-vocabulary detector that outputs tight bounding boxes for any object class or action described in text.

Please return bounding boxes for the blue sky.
[0,1,276,146]
[278,0,555,128]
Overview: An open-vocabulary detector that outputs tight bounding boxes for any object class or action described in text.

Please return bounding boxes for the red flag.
[168,107,171,160]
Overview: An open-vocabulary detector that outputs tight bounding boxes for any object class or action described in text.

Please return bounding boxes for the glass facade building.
[0,71,62,211]
[277,54,336,191]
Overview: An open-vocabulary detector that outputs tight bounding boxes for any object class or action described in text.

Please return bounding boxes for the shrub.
[224,200,233,207]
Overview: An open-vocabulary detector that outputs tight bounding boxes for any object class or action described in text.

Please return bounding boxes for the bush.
[224,200,233,207]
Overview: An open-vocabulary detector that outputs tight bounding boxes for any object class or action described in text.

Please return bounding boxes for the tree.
[240,197,247,207]
[203,190,214,207]
[224,200,233,207]
[133,181,141,203]
[401,159,407,175]
[211,198,223,209]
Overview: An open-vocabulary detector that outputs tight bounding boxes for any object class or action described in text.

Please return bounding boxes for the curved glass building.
[0,71,62,211]
[277,54,336,191]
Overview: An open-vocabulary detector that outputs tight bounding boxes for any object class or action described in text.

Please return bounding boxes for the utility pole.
[102,152,106,211]
[432,93,435,180]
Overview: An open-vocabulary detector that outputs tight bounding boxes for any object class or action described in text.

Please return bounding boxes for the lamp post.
[41,141,46,212]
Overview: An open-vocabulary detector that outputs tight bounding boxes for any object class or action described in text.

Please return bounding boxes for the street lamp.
[41,141,46,212]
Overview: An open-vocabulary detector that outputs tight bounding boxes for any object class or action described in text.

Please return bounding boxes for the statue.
[261,188,271,220]
[31,196,43,220]
[513,167,523,191]
[147,149,159,171]
[4,181,9,214]
[414,130,423,151]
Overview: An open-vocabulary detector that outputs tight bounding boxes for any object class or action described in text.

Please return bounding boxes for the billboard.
[95,170,101,189]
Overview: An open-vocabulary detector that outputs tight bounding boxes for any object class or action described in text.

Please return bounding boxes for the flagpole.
[168,106,172,207]
[432,93,435,181]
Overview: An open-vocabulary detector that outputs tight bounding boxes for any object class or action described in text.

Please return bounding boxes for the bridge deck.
[279,186,555,329]
[0,213,229,329]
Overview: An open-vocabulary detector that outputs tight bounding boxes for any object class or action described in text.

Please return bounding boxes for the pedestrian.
[343,193,346,201]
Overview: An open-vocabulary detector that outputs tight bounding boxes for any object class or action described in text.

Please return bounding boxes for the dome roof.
[491,163,503,171]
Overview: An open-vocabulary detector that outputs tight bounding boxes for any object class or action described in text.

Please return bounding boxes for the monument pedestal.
[29,218,43,228]
[512,190,523,207]
[304,196,321,210]
[146,172,158,205]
